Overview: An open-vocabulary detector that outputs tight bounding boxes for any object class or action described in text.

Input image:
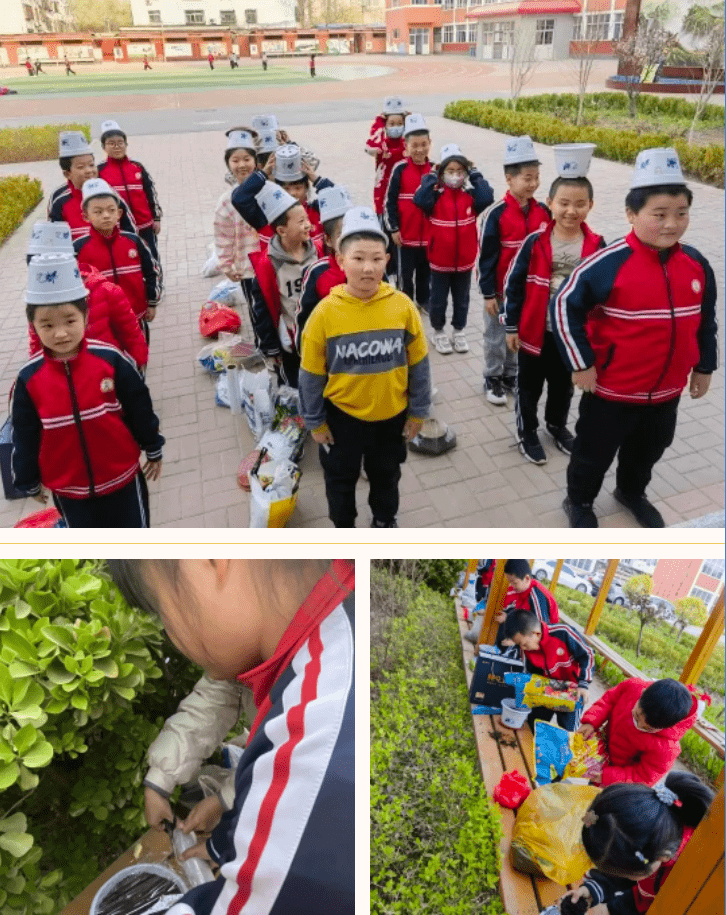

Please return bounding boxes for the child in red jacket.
[577,677,697,787]
[495,559,560,648]
[414,143,493,354]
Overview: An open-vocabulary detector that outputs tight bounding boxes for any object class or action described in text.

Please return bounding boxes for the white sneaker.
[431,331,453,355]
[452,331,469,353]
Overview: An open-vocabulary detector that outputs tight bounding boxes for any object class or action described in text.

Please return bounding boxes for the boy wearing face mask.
[414,144,493,354]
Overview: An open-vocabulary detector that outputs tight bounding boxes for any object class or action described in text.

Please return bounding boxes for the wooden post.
[550,559,564,591]
[463,559,478,590]
[647,786,724,915]
[478,560,508,647]
[679,585,725,687]
[585,559,619,635]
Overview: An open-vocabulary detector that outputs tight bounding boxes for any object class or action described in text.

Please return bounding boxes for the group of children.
[468,559,714,915]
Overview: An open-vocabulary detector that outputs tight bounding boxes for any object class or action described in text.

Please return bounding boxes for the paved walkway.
[0,112,722,527]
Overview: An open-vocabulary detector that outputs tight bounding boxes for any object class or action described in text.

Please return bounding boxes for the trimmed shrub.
[0,176,42,246]
[0,124,90,165]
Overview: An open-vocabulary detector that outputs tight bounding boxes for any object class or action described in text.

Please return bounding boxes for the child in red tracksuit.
[577,677,698,787]
[494,559,559,648]
[385,113,433,311]
[504,173,605,465]
[562,772,714,915]
[366,97,407,280]
[414,143,493,354]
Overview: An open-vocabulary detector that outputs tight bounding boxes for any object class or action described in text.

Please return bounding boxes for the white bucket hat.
[226,129,257,152]
[503,135,540,166]
[100,119,123,135]
[257,129,279,154]
[58,131,93,158]
[26,253,88,305]
[384,96,405,115]
[81,178,121,205]
[251,114,279,131]
[631,147,685,188]
[404,113,428,137]
[274,144,303,182]
[255,182,298,224]
[553,143,596,178]
[28,222,74,257]
[318,186,353,223]
[338,206,387,245]
[439,143,468,167]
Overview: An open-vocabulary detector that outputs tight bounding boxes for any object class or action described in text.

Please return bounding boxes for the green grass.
[0,175,43,245]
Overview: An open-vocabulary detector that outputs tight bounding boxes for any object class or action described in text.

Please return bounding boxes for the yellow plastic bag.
[522,675,578,711]
[510,783,599,885]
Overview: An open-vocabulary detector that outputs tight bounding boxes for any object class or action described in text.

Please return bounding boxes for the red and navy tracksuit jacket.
[74,225,161,320]
[365,115,406,215]
[47,180,137,241]
[475,559,496,602]
[478,192,550,298]
[551,230,718,403]
[413,171,494,272]
[503,578,560,627]
[384,157,433,248]
[295,254,346,351]
[11,338,163,499]
[167,560,355,915]
[518,620,594,689]
[232,169,334,250]
[503,220,605,356]
[98,156,162,232]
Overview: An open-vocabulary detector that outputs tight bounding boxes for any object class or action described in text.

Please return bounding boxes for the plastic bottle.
[172,828,215,887]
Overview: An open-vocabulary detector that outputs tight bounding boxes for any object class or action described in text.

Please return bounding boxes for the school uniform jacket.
[503,578,559,627]
[74,225,161,319]
[517,620,594,689]
[551,230,718,404]
[384,157,433,247]
[98,156,162,231]
[475,559,495,602]
[365,115,406,215]
[11,339,164,499]
[478,192,550,298]
[503,220,605,355]
[295,254,346,351]
[166,560,355,915]
[413,171,493,272]
[581,677,698,787]
[47,180,137,241]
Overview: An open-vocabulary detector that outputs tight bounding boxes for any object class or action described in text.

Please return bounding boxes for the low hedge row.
[443,98,725,188]
[0,176,43,247]
[0,123,90,165]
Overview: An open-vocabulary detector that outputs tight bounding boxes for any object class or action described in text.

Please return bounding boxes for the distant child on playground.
[143,55,152,70]
[577,677,698,787]
[414,142,493,354]
[479,135,550,406]
[552,147,718,529]
[299,207,431,528]
[503,145,604,465]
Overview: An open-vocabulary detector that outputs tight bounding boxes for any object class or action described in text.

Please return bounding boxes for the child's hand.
[143,459,162,481]
[573,367,597,393]
[403,417,423,441]
[180,795,223,834]
[144,785,174,831]
[178,838,213,863]
[391,231,401,247]
[576,687,590,706]
[562,885,592,906]
[494,610,507,623]
[262,153,276,177]
[577,723,595,740]
[153,220,161,235]
[301,160,317,182]
[145,306,157,322]
[32,487,48,504]
[506,332,520,353]
[689,370,711,399]
[312,426,334,445]
[224,269,243,282]
[484,298,499,317]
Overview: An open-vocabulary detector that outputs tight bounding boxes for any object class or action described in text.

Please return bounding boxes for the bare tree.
[569,38,600,126]
[623,573,657,657]
[509,23,539,110]
[682,2,726,142]
[615,6,678,116]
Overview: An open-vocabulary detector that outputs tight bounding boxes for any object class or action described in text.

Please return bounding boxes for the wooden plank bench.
[456,599,567,915]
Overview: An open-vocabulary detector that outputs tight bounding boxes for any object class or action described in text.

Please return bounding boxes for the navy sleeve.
[296,261,326,352]
[582,870,637,912]
[133,233,162,306]
[47,188,65,222]
[10,377,42,496]
[313,176,334,193]
[503,232,536,332]
[412,173,439,214]
[249,278,281,356]
[478,202,503,298]
[139,162,162,220]
[559,625,595,687]
[469,170,494,215]
[119,199,137,234]
[384,161,405,233]
[111,351,165,458]
[684,246,719,374]
[231,170,269,231]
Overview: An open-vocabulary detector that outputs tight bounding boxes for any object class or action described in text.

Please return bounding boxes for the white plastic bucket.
[500,697,530,729]
[553,143,596,177]
[89,862,187,915]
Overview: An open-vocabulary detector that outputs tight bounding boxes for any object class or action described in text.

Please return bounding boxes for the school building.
[4,0,72,34]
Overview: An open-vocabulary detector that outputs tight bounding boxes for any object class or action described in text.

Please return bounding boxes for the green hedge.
[0,124,90,165]
[371,571,504,915]
[443,96,725,188]
[0,176,42,247]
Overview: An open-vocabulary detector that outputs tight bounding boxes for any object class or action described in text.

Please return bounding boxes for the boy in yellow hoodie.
[299,206,431,528]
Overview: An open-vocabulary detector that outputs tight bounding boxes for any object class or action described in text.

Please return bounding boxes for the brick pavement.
[0,114,722,527]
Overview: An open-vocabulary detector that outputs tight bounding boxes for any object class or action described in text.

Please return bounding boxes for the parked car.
[588,575,626,605]
[651,597,677,623]
[532,560,588,593]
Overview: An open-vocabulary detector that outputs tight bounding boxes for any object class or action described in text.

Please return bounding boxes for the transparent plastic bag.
[201,243,223,277]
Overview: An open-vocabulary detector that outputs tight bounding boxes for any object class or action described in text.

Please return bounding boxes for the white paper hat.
[100,119,123,135]
[553,143,596,178]
[58,131,93,158]
[255,182,298,224]
[26,253,88,305]
[81,178,121,205]
[503,135,540,166]
[28,222,74,257]
[384,96,405,115]
[318,186,353,223]
[274,144,303,182]
[338,206,387,245]
[631,147,685,188]
[257,129,279,154]
[251,114,279,131]
[440,143,468,166]
[404,113,428,137]
[226,129,257,152]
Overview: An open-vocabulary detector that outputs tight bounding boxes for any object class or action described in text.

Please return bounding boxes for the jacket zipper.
[454,188,460,270]
[118,158,133,213]
[64,361,96,497]
[648,256,678,402]
[104,235,120,285]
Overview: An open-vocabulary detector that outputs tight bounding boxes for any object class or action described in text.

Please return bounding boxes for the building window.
[245,8,257,23]
[148,10,161,22]
[457,0,468,6]
[443,24,454,42]
[612,11,623,39]
[535,18,554,45]
[574,12,614,40]
[566,558,594,572]
[481,22,494,43]
[220,10,237,24]
[185,10,205,24]
[455,24,467,41]
[702,559,725,580]
[690,586,715,608]
[467,22,476,41]
[412,0,428,4]
[443,0,454,7]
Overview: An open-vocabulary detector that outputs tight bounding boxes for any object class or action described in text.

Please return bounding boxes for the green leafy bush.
[0,560,202,914]
[0,176,42,247]
[0,124,90,165]
[371,570,504,915]
[371,559,465,595]
[444,96,725,187]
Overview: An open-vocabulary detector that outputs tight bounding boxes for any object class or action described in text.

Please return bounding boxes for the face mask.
[632,709,655,732]
[386,126,404,139]
[443,174,466,190]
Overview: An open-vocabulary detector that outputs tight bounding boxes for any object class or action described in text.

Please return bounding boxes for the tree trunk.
[636,617,646,656]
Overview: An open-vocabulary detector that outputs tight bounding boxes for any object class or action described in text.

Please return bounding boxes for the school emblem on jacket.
[128,249,137,258]
[557,647,564,655]
[100,377,114,393]
[692,279,702,293]
[136,172,142,179]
